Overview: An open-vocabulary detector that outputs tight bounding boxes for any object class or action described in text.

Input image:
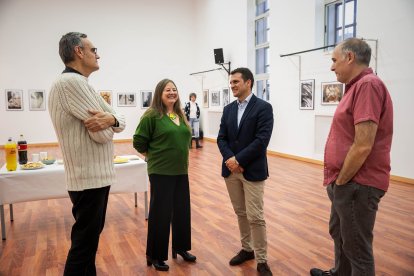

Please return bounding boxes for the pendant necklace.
[167,112,177,121]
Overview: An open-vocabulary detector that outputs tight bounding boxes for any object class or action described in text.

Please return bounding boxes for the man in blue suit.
[217,67,274,276]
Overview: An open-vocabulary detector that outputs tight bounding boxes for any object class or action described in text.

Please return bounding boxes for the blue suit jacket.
[217,94,274,181]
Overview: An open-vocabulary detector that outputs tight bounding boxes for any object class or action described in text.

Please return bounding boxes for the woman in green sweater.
[133,79,196,271]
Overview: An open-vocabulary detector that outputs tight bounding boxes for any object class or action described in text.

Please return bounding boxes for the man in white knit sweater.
[48,32,125,276]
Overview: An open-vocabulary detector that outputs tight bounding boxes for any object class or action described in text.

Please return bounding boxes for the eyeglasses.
[79,46,98,55]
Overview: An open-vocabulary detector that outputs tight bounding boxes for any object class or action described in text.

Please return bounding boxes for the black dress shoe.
[257,262,273,276]
[146,256,169,271]
[229,249,255,266]
[172,249,197,262]
[310,268,332,276]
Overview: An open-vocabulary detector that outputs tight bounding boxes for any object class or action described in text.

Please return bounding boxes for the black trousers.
[146,174,191,261]
[327,182,385,276]
[64,186,111,276]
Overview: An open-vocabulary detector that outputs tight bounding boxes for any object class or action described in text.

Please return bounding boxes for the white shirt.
[237,93,253,127]
[189,101,197,119]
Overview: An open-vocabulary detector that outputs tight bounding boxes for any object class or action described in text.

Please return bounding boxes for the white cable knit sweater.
[49,72,125,191]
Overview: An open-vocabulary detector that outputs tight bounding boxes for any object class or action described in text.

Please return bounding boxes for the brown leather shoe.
[257,262,273,276]
[229,249,255,266]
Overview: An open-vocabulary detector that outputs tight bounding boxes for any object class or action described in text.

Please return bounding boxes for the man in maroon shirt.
[311,38,393,276]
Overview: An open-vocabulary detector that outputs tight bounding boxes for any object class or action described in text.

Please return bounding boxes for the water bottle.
[5,137,17,171]
[17,134,28,165]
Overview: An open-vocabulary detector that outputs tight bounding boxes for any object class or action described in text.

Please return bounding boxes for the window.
[255,0,270,101]
[256,79,270,102]
[325,0,357,46]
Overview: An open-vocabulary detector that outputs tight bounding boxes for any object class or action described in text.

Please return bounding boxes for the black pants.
[64,186,111,276]
[327,182,385,276]
[146,174,191,261]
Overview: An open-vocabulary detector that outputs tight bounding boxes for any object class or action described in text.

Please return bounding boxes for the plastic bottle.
[5,137,17,171]
[17,134,28,165]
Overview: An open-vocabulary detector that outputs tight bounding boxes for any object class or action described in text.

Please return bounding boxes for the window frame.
[254,0,270,101]
[324,0,357,46]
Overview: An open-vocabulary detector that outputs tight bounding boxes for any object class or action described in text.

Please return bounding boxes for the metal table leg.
[1,205,6,240]
[10,204,14,221]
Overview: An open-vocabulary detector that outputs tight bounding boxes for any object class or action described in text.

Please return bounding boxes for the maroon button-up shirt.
[323,68,393,191]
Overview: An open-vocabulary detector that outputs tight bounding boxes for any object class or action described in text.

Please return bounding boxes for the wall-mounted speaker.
[214,48,224,64]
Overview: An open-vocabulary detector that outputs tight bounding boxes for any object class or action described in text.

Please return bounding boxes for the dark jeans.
[64,186,111,276]
[327,182,385,276]
[146,174,191,261]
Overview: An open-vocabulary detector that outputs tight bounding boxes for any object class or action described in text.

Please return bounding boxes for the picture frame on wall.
[117,93,136,107]
[321,81,344,105]
[222,87,230,107]
[299,79,315,110]
[99,90,112,106]
[5,89,23,111]
[29,89,46,111]
[140,90,153,109]
[211,90,220,106]
[203,89,209,108]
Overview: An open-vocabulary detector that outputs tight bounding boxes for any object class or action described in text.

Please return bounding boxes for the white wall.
[0,0,199,143]
[1,0,413,179]
[266,0,414,179]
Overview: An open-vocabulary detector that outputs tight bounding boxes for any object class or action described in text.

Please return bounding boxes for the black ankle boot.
[172,249,197,262]
[146,256,169,271]
[195,138,203,148]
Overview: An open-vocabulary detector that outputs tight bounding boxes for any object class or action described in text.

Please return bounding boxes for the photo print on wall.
[321,82,344,105]
[222,87,230,107]
[29,89,46,111]
[211,90,220,106]
[140,91,153,109]
[203,89,209,108]
[99,90,112,106]
[117,93,136,107]
[299,79,315,110]
[5,89,23,111]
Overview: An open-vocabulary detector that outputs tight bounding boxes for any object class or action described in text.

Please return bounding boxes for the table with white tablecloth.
[0,157,149,240]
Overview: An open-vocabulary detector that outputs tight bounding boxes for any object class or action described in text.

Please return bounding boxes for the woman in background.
[133,79,196,271]
[184,93,202,148]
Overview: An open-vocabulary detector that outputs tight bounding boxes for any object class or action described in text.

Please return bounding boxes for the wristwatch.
[112,115,119,127]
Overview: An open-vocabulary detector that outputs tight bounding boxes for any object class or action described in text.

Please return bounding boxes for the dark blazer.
[217,94,274,181]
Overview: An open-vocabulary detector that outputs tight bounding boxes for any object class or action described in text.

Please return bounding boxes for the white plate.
[20,163,45,170]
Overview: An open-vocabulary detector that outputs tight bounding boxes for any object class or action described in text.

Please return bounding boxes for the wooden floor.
[0,141,413,275]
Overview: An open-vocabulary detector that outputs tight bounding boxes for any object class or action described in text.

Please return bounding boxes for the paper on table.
[118,155,140,160]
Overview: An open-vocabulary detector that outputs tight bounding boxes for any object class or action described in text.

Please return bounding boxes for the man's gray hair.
[339,38,371,66]
[59,32,87,64]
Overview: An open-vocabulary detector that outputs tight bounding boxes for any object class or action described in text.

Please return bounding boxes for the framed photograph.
[117,93,136,107]
[211,90,220,106]
[5,89,23,111]
[140,91,153,109]
[99,90,112,106]
[222,87,230,107]
[203,89,209,108]
[321,82,344,105]
[28,89,46,111]
[299,79,315,110]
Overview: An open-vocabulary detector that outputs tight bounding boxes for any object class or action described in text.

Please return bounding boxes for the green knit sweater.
[133,110,191,175]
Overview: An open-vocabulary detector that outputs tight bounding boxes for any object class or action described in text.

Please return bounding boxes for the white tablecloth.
[0,156,148,240]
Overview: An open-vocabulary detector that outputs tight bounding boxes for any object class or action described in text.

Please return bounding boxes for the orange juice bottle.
[5,137,17,171]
